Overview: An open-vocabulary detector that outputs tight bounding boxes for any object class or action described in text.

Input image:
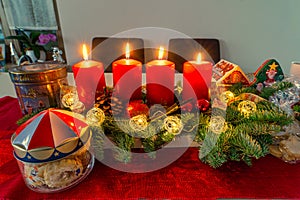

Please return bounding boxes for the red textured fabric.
[0,96,22,131]
[1,97,300,199]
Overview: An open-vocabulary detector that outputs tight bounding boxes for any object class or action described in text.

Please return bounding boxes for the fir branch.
[89,126,104,161]
[234,121,281,136]
[228,147,242,162]
[260,81,294,99]
[142,131,174,154]
[142,137,156,156]
[200,132,226,167]
[196,125,209,142]
[249,109,293,126]
[242,155,253,166]
[16,108,46,125]
[230,131,263,159]
[102,117,134,163]
[293,105,300,112]
[199,131,220,159]
[226,100,292,127]
[228,82,244,96]
[228,83,258,96]
[253,134,273,156]
[141,113,199,156]
[181,113,198,126]
[225,103,245,125]
[199,146,227,168]
[182,112,202,135]
[241,87,258,95]
[113,148,132,163]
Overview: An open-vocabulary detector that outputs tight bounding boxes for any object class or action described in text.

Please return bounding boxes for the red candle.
[146,47,175,106]
[72,44,106,110]
[112,43,142,101]
[182,53,213,101]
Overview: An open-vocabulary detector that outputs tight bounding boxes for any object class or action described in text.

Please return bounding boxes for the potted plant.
[5,28,57,62]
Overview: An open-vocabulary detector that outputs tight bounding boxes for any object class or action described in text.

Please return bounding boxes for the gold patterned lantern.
[209,116,227,134]
[129,114,148,131]
[238,100,257,118]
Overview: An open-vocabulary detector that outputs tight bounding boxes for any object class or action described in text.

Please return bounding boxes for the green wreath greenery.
[87,81,295,168]
[17,81,296,168]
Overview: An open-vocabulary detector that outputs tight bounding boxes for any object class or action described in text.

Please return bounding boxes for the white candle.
[290,61,300,78]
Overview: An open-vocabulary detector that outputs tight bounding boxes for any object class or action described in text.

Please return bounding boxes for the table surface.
[1,96,300,199]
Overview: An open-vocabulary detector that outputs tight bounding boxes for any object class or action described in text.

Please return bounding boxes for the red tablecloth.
[1,96,300,199]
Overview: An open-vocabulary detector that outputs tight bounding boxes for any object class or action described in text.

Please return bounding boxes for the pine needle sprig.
[16,108,46,125]
[260,81,294,99]
[230,131,263,159]
[102,116,134,163]
[89,126,105,161]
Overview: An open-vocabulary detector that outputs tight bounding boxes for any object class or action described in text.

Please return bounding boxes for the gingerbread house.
[212,59,251,88]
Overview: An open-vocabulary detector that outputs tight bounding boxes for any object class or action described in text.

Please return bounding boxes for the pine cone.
[110,96,124,116]
[95,92,124,116]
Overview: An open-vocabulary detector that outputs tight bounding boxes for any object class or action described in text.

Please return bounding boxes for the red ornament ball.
[196,99,210,112]
[181,102,194,112]
[127,100,149,117]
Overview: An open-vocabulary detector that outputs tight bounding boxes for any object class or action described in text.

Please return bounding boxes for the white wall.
[1,0,300,98]
[57,0,300,74]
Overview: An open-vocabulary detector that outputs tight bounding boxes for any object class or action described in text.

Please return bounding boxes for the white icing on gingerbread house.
[212,59,250,87]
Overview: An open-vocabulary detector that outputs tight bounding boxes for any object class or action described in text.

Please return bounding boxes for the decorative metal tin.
[8,63,68,115]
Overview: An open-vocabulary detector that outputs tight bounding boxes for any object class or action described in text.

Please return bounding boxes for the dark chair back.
[91,37,220,73]
[168,38,220,72]
[92,37,144,72]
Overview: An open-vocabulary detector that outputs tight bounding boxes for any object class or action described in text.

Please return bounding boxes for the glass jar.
[15,147,94,193]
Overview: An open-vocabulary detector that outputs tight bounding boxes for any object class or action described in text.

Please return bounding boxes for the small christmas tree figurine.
[251,59,284,92]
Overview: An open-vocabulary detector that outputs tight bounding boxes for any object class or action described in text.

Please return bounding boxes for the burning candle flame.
[158,46,164,60]
[82,44,89,61]
[196,53,202,64]
[125,42,130,59]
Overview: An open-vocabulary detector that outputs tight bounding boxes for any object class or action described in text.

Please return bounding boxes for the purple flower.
[48,34,57,42]
[38,33,57,45]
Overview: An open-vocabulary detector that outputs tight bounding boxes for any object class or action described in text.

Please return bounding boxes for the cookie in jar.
[11,109,95,193]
